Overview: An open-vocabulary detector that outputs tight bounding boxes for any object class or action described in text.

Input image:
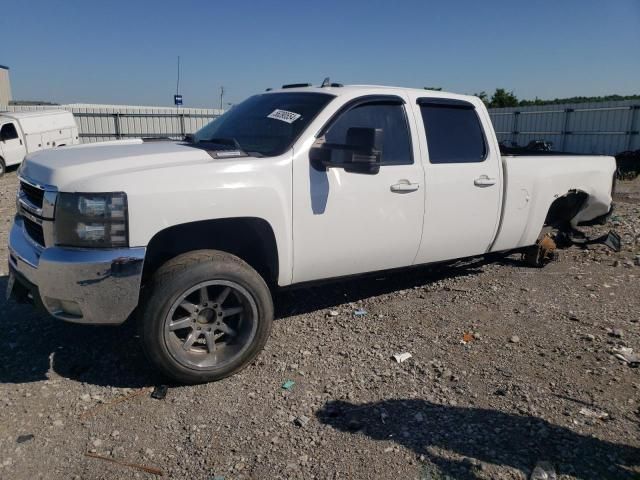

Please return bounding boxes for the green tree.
[518,94,640,106]
[489,88,519,108]
[473,91,490,105]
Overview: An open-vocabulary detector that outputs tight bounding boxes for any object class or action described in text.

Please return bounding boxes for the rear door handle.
[474,175,497,187]
[390,181,420,193]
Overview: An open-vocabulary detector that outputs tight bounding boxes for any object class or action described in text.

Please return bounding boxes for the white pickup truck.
[8,84,616,383]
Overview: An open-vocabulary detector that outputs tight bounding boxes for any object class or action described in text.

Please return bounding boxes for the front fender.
[78,154,294,285]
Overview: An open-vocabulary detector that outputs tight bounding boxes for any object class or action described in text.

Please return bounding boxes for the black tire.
[139,250,273,384]
[0,157,5,177]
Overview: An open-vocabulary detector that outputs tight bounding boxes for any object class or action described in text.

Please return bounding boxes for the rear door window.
[419,100,487,163]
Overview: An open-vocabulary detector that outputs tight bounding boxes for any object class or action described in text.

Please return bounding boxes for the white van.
[0,110,79,176]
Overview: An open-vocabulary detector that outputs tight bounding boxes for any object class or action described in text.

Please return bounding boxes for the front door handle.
[474,175,497,187]
[390,181,420,193]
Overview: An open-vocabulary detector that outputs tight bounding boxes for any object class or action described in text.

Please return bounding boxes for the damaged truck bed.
[494,154,615,251]
[493,153,618,265]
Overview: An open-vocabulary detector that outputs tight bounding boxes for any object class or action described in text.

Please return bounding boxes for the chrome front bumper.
[8,216,145,325]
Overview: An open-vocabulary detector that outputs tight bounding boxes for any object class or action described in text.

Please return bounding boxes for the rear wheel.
[140,250,273,384]
[0,157,5,177]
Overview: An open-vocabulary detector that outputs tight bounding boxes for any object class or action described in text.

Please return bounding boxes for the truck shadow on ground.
[0,274,159,388]
[316,399,640,480]
[274,256,497,319]
[0,256,502,387]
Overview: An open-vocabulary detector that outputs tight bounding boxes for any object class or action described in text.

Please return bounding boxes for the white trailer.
[0,110,79,175]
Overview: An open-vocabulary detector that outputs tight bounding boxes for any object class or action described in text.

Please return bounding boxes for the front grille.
[20,181,45,209]
[23,217,45,246]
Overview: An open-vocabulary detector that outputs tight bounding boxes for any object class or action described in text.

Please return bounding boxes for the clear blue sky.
[2,0,639,108]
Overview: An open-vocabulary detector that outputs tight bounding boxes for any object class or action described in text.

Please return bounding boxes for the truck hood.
[20,139,219,190]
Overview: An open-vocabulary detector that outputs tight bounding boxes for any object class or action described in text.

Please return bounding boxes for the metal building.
[0,65,12,106]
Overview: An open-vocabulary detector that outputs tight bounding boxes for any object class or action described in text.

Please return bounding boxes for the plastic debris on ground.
[294,415,310,427]
[282,380,295,391]
[354,309,367,316]
[530,460,557,480]
[611,346,640,367]
[462,332,474,343]
[327,310,339,317]
[151,385,169,400]
[392,352,412,363]
[578,407,610,420]
[16,434,34,444]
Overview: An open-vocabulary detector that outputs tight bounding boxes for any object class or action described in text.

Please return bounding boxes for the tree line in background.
[423,87,640,108]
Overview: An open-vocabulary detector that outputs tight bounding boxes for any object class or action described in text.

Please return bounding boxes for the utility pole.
[220,86,224,110]
[176,56,181,96]
[174,56,183,109]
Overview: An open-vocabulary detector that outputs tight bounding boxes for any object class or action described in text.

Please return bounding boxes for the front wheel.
[140,250,273,384]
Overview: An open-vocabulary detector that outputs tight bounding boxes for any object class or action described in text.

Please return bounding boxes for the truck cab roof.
[263,84,479,103]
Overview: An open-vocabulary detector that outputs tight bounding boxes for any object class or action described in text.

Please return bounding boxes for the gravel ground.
[0,169,639,480]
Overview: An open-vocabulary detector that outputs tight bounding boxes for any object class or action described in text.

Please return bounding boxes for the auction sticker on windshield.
[267,109,301,124]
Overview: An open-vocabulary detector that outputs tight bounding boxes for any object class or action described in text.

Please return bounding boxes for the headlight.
[55,192,128,248]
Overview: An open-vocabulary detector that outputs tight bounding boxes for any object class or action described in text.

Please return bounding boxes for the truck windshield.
[193,92,334,157]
